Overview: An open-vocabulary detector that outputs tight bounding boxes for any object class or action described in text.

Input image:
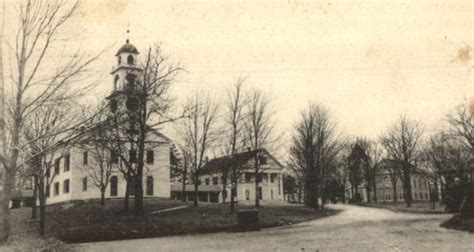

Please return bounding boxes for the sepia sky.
[3,0,473,146]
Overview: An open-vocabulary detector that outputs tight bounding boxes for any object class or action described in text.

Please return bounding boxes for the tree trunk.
[366,184,371,203]
[38,177,46,236]
[392,183,398,205]
[230,181,236,212]
[181,165,187,202]
[193,181,199,206]
[404,170,412,207]
[100,189,105,206]
[321,183,326,210]
[31,175,38,219]
[342,177,346,204]
[1,170,15,243]
[134,173,144,216]
[124,178,130,211]
[314,182,320,210]
[373,179,378,203]
[254,154,260,208]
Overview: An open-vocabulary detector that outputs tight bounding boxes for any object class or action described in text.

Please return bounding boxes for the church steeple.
[111,34,142,93]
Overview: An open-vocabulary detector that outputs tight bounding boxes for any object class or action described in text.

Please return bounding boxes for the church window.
[110,176,118,196]
[146,176,154,196]
[114,75,119,90]
[118,55,122,65]
[127,55,134,65]
[146,150,154,164]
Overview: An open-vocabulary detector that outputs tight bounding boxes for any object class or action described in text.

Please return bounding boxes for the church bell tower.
[108,38,142,112]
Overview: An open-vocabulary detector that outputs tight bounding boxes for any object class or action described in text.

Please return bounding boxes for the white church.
[44,40,172,205]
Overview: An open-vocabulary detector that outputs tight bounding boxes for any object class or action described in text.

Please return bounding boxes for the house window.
[110,176,118,196]
[146,176,154,196]
[83,177,88,191]
[271,189,273,200]
[128,177,136,196]
[245,189,250,200]
[46,166,51,177]
[413,178,416,189]
[63,179,70,194]
[245,173,251,183]
[127,55,134,65]
[129,149,137,163]
[111,150,119,164]
[205,178,210,185]
[46,185,50,197]
[64,154,70,172]
[146,150,154,164]
[54,158,60,175]
[212,177,218,185]
[83,151,88,165]
[270,174,275,183]
[258,187,263,200]
[54,182,59,196]
[259,156,267,165]
[425,193,428,200]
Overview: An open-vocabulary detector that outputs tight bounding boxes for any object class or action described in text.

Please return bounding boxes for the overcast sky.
[3,0,473,150]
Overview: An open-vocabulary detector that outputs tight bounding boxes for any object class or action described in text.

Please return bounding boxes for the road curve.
[78,204,474,252]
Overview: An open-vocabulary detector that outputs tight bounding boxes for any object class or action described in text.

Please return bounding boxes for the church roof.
[116,40,139,56]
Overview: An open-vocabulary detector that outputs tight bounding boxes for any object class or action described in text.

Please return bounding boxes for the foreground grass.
[39,199,337,243]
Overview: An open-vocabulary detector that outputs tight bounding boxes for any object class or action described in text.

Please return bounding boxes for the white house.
[171,149,284,203]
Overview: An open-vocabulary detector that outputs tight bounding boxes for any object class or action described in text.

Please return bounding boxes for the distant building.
[346,159,432,203]
[171,149,284,203]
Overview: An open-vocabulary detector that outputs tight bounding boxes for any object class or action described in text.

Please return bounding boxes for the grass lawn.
[360,201,446,214]
[11,199,339,243]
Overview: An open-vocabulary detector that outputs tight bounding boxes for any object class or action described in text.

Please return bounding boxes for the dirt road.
[78,204,474,251]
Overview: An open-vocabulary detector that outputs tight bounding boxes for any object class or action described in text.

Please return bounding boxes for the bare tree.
[355,138,382,203]
[381,115,424,207]
[170,143,190,202]
[0,0,100,242]
[224,77,248,212]
[105,44,184,216]
[77,112,116,206]
[289,103,340,210]
[447,102,474,152]
[180,94,219,206]
[23,102,85,236]
[347,142,367,202]
[245,89,277,208]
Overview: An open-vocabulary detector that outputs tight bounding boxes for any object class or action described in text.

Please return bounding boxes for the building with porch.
[170,149,284,203]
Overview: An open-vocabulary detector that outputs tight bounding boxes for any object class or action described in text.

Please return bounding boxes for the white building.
[171,149,284,203]
[45,40,172,205]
